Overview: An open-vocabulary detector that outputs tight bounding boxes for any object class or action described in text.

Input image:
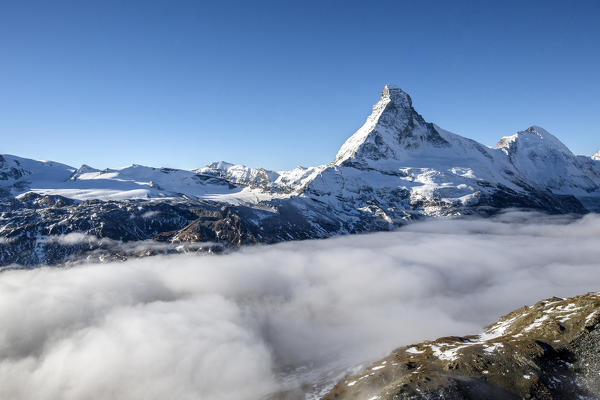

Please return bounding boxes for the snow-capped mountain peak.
[495,125,573,157]
[593,150,600,161]
[334,85,449,166]
[494,126,600,195]
[381,84,413,109]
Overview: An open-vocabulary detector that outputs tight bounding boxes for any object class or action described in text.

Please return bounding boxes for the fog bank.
[1,212,599,399]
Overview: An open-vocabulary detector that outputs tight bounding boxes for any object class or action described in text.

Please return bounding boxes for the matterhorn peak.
[380,84,413,110]
[334,85,448,165]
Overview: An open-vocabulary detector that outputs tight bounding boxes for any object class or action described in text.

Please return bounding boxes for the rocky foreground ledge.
[324,293,600,400]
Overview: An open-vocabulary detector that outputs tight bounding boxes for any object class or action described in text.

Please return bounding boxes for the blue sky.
[1,0,599,170]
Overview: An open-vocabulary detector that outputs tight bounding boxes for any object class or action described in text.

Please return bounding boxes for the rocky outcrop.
[324,293,600,400]
[0,193,361,266]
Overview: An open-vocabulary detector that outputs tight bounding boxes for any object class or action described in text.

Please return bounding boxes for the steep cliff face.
[324,293,600,400]
[334,85,450,165]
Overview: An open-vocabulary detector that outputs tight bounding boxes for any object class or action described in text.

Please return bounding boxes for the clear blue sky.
[1,0,599,170]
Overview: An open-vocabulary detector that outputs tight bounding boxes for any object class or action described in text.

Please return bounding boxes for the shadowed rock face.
[334,85,450,164]
[324,293,600,400]
[0,186,588,267]
[0,193,360,266]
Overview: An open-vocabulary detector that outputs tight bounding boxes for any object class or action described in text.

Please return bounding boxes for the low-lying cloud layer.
[1,212,600,400]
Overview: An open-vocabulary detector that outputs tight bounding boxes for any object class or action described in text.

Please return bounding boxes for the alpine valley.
[2,85,600,266]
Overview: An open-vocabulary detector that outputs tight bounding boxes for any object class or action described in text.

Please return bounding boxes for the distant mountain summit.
[2,85,600,265]
[495,126,600,196]
[593,150,600,161]
[496,125,573,155]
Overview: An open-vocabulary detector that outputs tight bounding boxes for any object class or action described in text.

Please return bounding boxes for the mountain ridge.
[323,292,600,400]
[1,85,598,205]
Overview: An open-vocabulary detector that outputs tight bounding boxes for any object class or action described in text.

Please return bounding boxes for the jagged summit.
[334,85,449,165]
[380,84,413,109]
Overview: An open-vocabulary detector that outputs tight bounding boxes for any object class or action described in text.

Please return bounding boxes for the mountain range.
[2,85,600,266]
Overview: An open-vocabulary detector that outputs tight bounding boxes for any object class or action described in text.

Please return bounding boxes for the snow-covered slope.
[65,163,243,201]
[298,86,600,218]
[300,86,508,218]
[495,126,600,196]
[593,151,600,161]
[0,154,75,196]
[0,156,275,203]
[0,154,74,183]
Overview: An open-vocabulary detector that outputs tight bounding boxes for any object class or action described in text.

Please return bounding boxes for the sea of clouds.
[1,211,600,400]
